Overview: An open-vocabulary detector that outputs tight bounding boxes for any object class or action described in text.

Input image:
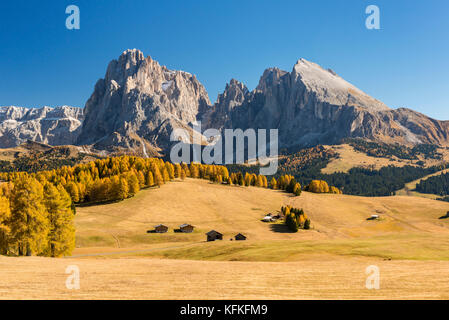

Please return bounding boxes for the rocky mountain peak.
[292,58,390,111]
[221,79,248,106]
[256,67,288,93]
[77,50,211,155]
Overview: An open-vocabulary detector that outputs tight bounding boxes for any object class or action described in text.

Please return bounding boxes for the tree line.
[415,172,449,196]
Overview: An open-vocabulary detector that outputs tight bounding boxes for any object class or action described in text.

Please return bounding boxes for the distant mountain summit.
[202,58,449,148]
[1,50,449,153]
[0,105,83,148]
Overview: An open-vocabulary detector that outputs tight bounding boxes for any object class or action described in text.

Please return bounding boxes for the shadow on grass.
[269,223,296,233]
[75,199,123,208]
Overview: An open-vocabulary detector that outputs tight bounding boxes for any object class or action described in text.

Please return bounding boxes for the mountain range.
[1,49,448,155]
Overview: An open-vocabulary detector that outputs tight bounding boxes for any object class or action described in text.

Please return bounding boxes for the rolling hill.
[74,178,449,260]
[3,178,449,299]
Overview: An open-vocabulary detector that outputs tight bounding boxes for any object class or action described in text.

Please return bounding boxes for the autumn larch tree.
[43,183,75,257]
[0,196,11,255]
[10,177,49,256]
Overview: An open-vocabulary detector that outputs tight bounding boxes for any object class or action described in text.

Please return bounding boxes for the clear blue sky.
[1,0,448,119]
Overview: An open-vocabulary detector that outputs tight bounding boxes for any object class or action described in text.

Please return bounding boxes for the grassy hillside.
[3,179,449,299]
[74,179,449,261]
[396,168,449,199]
[0,141,100,172]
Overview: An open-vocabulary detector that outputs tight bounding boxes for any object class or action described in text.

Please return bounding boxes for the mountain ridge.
[1,49,449,154]
[0,105,83,148]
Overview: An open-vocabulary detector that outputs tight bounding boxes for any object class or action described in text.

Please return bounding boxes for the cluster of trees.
[181,163,269,189]
[227,172,268,187]
[206,166,312,198]
[416,172,449,196]
[264,158,442,196]
[305,180,342,194]
[268,175,302,196]
[282,206,311,232]
[0,176,75,257]
[277,146,337,172]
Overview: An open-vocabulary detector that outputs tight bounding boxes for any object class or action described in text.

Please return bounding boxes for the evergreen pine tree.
[304,219,311,230]
[293,183,302,196]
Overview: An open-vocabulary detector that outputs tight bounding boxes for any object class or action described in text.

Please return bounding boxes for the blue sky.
[0,0,448,119]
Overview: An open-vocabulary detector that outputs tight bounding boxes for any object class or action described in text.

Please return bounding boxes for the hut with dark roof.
[206,230,223,242]
[153,224,168,233]
[234,233,247,241]
[179,224,194,233]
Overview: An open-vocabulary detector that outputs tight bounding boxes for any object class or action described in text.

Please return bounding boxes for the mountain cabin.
[154,224,168,233]
[234,233,247,241]
[179,224,194,233]
[206,230,223,242]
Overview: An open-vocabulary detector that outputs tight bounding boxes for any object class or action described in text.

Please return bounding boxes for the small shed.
[154,224,168,233]
[206,230,223,242]
[234,233,247,241]
[179,224,194,233]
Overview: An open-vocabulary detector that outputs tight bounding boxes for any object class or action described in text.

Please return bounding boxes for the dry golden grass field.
[2,178,449,299]
[395,168,449,199]
[322,144,449,174]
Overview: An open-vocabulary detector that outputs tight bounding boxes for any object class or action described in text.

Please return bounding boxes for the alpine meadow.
[1,0,449,304]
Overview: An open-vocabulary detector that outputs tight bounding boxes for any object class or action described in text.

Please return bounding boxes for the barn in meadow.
[153,224,169,233]
[206,230,223,242]
[234,233,247,241]
[179,224,195,233]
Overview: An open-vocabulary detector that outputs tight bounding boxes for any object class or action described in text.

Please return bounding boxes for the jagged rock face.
[202,59,449,148]
[2,52,448,153]
[77,49,211,154]
[201,79,249,130]
[0,106,83,148]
